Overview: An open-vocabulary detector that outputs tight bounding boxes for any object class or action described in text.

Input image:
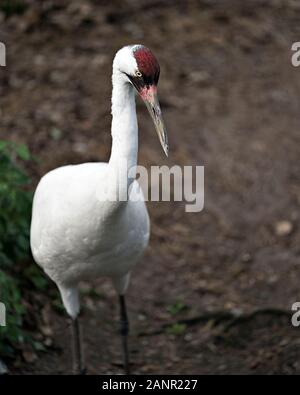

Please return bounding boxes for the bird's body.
[31,163,149,304]
[30,44,168,374]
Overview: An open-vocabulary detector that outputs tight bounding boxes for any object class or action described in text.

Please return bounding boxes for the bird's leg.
[70,317,86,375]
[119,295,130,375]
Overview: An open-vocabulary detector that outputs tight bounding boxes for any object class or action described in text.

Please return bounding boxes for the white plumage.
[30,45,168,374]
[31,163,149,317]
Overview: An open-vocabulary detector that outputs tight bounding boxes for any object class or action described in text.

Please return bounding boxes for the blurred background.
[0,0,300,374]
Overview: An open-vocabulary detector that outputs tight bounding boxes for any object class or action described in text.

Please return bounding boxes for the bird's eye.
[135,70,142,78]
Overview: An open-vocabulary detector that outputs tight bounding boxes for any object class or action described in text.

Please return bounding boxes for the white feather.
[30,46,150,318]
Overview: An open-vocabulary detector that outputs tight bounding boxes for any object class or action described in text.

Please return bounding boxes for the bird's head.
[113,45,169,156]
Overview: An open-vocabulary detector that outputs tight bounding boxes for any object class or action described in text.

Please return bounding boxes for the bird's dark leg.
[70,317,86,375]
[119,295,130,375]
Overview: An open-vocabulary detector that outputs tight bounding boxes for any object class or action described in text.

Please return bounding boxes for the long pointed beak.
[140,86,169,157]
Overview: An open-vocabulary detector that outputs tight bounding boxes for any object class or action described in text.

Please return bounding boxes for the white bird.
[30,45,168,375]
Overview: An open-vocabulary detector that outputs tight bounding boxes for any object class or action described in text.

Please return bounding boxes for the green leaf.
[166,300,187,316]
[0,140,38,358]
[165,323,187,336]
[15,144,30,161]
[0,141,8,151]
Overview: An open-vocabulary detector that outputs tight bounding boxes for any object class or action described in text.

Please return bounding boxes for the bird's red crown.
[132,45,160,81]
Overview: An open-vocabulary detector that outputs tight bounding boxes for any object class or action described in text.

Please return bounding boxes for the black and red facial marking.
[126,45,160,92]
[133,45,160,85]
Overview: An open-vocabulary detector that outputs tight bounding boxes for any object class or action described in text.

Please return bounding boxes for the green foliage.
[24,265,48,291]
[166,323,187,336]
[0,141,34,357]
[0,0,28,17]
[0,141,32,266]
[0,272,25,356]
[166,300,187,316]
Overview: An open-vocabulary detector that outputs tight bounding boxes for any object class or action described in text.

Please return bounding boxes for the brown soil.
[1,0,300,374]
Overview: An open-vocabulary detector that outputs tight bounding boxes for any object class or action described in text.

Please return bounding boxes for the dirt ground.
[1,0,300,374]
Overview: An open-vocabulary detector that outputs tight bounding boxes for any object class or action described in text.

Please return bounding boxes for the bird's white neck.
[106,70,139,204]
[109,71,138,174]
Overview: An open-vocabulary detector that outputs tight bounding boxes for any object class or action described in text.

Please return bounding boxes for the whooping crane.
[30,45,169,375]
